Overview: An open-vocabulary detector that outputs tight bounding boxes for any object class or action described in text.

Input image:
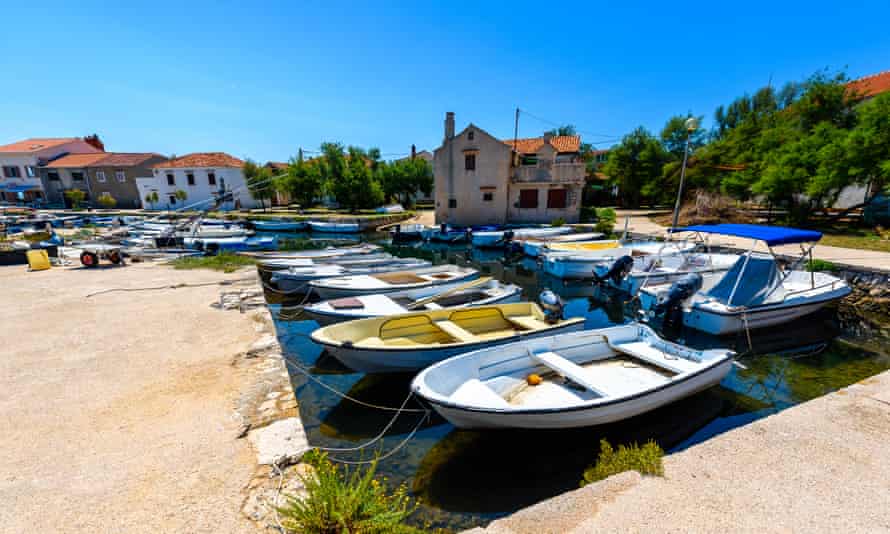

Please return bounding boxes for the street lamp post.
[670,117,699,232]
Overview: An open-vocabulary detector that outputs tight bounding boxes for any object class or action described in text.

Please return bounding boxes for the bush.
[806,259,839,272]
[551,218,565,227]
[277,450,422,534]
[580,439,664,486]
[97,193,117,209]
[593,208,617,236]
[580,206,597,223]
[170,252,255,273]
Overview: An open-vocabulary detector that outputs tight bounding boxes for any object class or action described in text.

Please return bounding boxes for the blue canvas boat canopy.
[0,184,40,193]
[672,224,822,246]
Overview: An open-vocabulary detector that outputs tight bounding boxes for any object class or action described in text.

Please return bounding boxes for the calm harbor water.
[265,233,890,531]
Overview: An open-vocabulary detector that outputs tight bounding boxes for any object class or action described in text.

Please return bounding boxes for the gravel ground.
[0,261,261,533]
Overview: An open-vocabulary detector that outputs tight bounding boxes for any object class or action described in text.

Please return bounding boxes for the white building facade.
[139,152,258,210]
[0,138,101,204]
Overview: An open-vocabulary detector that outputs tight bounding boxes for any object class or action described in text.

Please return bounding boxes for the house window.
[71,172,84,181]
[169,194,177,205]
[96,170,107,183]
[468,130,474,140]
[520,155,538,166]
[166,173,175,185]
[48,172,60,181]
[207,172,216,186]
[115,170,126,182]
[464,154,475,171]
[547,188,567,209]
[25,166,36,178]
[519,189,538,209]
[448,198,457,209]
[2,166,21,178]
[482,192,493,202]
[186,172,195,186]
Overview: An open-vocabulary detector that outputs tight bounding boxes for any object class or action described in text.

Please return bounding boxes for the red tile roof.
[846,70,890,99]
[153,152,244,169]
[97,153,164,166]
[265,161,289,170]
[43,153,109,168]
[0,137,82,153]
[502,135,581,154]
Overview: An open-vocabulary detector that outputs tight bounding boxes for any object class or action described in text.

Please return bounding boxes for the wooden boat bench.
[530,351,615,397]
[508,316,551,331]
[611,341,697,374]
[434,320,479,343]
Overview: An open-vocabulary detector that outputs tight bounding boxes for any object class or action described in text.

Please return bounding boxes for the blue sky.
[2,1,888,162]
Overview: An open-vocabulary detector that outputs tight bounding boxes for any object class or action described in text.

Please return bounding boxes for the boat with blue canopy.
[640,224,851,335]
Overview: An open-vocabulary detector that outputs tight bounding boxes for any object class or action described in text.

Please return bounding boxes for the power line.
[518,108,621,140]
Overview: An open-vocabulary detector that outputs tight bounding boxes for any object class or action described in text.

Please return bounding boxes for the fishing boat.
[410,323,733,429]
[257,253,397,270]
[471,226,574,248]
[520,232,605,258]
[308,264,480,300]
[311,302,586,373]
[303,278,522,324]
[186,235,277,252]
[270,260,433,292]
[542,241,695,279]
[243,243,380,260]
[593,251,740,294]
[250,219,308,232]
[308,220,362,233]
[389,223,426,242]
[423,224,499,243]
[638,224,852,335]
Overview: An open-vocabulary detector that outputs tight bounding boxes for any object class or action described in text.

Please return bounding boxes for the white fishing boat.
[638,224,852,335]
[520,232,605,258]
[311,302,586,373]
[410,323,734,429]
[257,253,397,270]
[308,220,362,233]
[309,264,479,300]
[250,219,308,232]
[471,226,574,248]
[243,243,380,260]
[270,260,432,292]
[593,251,740,294]
[303,278,522,324]
[542,241,695,279]
[390,223,426,241]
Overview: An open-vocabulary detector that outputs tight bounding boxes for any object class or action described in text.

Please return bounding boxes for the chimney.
[543,131,554,143]
[411,144,416,159]
[444,112,455,141]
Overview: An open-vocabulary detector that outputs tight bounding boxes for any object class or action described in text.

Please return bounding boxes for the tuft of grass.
[580,439,664,486]
[170,252,255,273]
[551,217,566,227]
[278,450,423,534]
[806,259,840,272]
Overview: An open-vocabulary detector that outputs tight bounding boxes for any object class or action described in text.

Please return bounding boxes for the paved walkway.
[468,370,890,534]
[617,209,890,272]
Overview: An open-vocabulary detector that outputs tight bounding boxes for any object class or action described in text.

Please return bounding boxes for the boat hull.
[309,221,361,233]
[323,320,586,373]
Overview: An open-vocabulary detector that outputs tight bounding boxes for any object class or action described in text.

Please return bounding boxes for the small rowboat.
[303,278,522,324]
[411,323,734,429]
[243,243,380,260]
[520,232,605,257]
[389,223,426,242]
[311,302,586,373]
[309,221,361,233]
[270,260,432,292]
[471,226,573,248]
[308,264,479,300]
[594,252,739,294]
[258,253,403,270]
[250,219,308,232]
[542,241,695,279]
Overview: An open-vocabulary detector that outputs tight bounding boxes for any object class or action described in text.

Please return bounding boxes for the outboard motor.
[593,255,634,285]
[653,272,703,335]
[539,290,564,323]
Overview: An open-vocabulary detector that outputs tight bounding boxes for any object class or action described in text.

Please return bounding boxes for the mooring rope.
[85,276,255,298]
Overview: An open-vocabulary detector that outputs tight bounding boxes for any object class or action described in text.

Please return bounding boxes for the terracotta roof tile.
[43,153,110,168]
[153,152,244,169]
[265,161,289,170]
[846,70,890,99]
[97,153,164,166]
[502,135,581,154]
[0,137,81,153]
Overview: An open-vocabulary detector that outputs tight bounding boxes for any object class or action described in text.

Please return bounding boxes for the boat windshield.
[705,254,784,306]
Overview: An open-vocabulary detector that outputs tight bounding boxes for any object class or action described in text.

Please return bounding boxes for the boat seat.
[611,341,697,375]
[359,336,428,347]
[508,316,551,331]
[449,379,510,409]
[434,320,479,343]
[531,351,612,397]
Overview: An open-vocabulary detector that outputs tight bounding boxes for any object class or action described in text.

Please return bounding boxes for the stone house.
[40,152,166,208]
[0,137,101,204]
[433,112,586,225]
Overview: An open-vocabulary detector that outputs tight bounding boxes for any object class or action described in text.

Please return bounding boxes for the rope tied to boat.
[85,276,255,298]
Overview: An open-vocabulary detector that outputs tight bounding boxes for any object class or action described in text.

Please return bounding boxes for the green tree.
[379,157,433,207]
[544,124,578,136]
[64,189,86,209]
[174,189,188,206]
[243,159,273,211]
[842,92,890,203]
[282,149,325,208]
[97,192,117,209]
[660,114,705,159]
[144,191,159,210]
[601,127,668,207]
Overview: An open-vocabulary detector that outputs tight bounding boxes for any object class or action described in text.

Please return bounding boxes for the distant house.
[264,161,291,206]
[0,137,101,204]
[846,70,890,102]
[40,152,166,208]
[140,152,258,210]
[396,146,434,204]
[433,112,585,225]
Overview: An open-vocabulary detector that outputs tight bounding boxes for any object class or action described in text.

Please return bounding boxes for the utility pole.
[513,108,520,154]
[670,117,700,232]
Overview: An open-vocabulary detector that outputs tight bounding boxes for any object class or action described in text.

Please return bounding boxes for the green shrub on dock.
[170,252,255,273]
[594,208,617,236]
[277,450,422,534]
[580,439,664,486]
[806,259,839,272]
